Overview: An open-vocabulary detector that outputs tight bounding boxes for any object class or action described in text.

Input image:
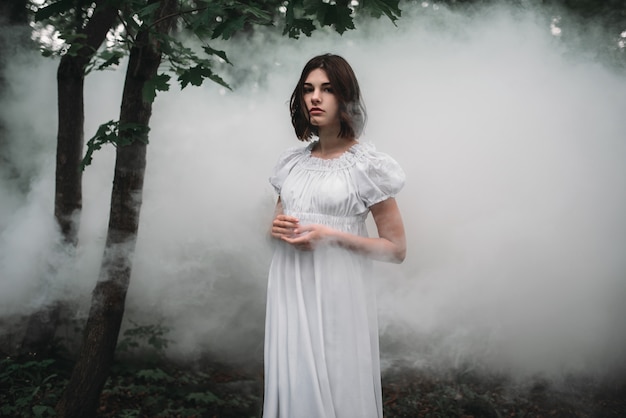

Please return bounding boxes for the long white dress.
[263,141,405,418]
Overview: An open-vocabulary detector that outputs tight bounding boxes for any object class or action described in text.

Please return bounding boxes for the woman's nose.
[311,89,321,103]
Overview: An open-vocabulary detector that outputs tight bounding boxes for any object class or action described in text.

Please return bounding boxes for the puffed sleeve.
[269,145,307,195]
[354,143,406,207]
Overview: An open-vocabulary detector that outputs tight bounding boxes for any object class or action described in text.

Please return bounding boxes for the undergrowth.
[1,321,261,418]
[0,356,64,417]
[1,321,624,417]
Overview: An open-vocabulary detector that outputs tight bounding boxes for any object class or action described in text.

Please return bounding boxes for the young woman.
[264,54,406,418]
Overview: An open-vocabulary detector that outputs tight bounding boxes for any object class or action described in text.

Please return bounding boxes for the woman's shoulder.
[350,142,404,172]
[269,142,313,193]
[274,142,313,164]
[350,141,406,204]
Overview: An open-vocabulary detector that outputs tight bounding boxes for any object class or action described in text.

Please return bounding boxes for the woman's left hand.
[281,224,334,251]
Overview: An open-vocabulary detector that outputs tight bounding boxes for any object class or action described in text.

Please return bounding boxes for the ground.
[2,350,625,417]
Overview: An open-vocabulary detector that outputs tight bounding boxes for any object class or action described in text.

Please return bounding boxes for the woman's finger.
[276,214,299,223]
[273,219,298,228]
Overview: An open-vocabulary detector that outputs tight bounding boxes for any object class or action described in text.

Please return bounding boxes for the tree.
[19,0,119,357]
[30,1,401,416]
[53,1,118,247]
[54,1,181,413]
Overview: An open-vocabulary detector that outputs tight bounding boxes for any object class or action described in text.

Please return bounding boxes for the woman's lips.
[309,108,323,115]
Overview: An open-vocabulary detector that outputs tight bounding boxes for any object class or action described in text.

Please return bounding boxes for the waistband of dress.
[285,211,367,225]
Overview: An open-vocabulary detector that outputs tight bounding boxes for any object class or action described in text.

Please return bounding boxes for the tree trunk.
[0,0,28,26]
[55,1,178,416]
[55,3,117,246]
[19,3,117,356]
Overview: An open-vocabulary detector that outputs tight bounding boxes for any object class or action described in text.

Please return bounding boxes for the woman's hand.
[271,198,333,251]
[271,214,300,240]
[281,224,334,251]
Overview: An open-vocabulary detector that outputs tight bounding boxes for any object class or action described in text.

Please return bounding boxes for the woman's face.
[303,68,340,131]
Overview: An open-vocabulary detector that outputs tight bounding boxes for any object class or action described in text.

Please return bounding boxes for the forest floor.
[1,349,625,418]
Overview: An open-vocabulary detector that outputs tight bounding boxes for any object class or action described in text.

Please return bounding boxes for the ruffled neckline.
[302,141,371,170]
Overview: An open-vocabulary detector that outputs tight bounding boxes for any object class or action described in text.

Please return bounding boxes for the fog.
[1,3,625,380]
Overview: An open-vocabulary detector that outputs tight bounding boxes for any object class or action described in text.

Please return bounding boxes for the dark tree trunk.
[55,3,118,246]
[0,0,28,25]
[18,3,118,356]
[54,55,86,245]
[55,1,178,416]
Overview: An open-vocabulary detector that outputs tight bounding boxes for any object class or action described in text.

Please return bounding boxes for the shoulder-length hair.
[290,54,367,141]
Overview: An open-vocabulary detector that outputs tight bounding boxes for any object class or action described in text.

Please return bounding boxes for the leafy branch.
[283,0,401,38]
[81,120,150,170]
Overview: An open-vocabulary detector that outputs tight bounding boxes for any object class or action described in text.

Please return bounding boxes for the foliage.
[547,0,626,26]
[27,0,402,170]
[29,0,403,93]
[2,348,624,417]
[0,357,67,417]
[81,120,151,169]
[29,0,400,84]
[0,353,258,418]
[116,320,171,356]
[282,0,401,37]
[100,361,260,418]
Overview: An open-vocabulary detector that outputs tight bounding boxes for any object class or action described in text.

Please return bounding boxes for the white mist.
[0,3,624,379]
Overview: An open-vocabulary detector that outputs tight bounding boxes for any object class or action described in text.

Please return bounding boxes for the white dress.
[263,141,405,418]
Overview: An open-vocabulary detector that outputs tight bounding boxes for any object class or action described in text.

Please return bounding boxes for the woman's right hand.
[271,214,300,240]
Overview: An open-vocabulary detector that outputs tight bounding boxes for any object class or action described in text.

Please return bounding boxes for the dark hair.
[290,54,367,141]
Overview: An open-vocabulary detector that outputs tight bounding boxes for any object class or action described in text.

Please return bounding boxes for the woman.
[264,53,406,418]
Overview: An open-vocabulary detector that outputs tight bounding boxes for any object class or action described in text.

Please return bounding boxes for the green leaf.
[126,384,152,394]
[32,405,55,417]
[118,123,150,146]
[96,49,125,71]
[317,3,355,34]
[178,65,206,88]
[212,15,247,40]
[63,32,89,54]
[136,2,161,19]
[284,0,297,26]
[186,391,222,405]
[81,121,150,170]
[206,71,231,90]
[16,396,31,408]
[363,0,401,23]
[34,0,75,22]
[0,405,17,416]
[119,409,141,418]
[85,49,126,74]
[283,18,316,38]
[283,0,316,38]
[142,73,171,103]
[177,64,232,90]
[41,373,58,385]
[237,3,273,22]
[137,368,173,382]
[202,45,231,65]
[81,120,118,170]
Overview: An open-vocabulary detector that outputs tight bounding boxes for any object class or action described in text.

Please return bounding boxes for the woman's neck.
[313,131,357,160]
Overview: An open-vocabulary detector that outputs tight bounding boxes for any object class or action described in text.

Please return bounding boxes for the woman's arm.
[281,198,406,263]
